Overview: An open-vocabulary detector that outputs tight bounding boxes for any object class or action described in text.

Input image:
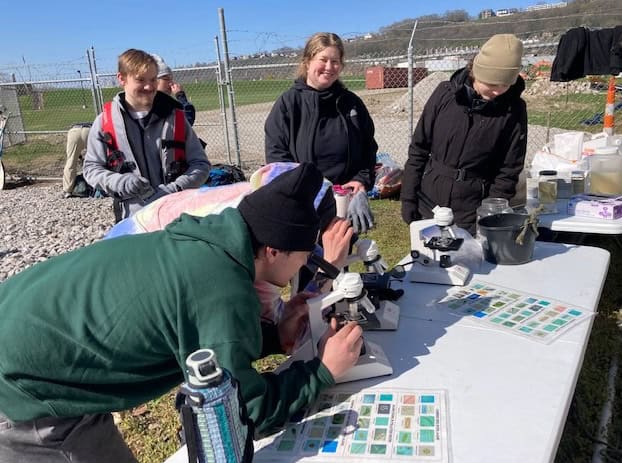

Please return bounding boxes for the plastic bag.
[369,153,403,199]
[553,131,584,161]
[529,149,587,178]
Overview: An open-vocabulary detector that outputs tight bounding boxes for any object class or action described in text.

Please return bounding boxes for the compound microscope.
[277,239,403,383]
[277,265,393,383]
[408,206,471,286]
[342,238,401,331]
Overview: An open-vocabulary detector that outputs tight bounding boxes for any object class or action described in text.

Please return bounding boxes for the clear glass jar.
[525,173,540,212]
[538,170,558,213]
[571,171,586,195]
[476,197,513,237]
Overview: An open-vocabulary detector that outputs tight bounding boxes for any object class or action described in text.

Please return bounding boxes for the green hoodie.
[0,208,334,435]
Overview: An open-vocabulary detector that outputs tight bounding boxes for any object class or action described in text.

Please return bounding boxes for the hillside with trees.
[344,0,620,56]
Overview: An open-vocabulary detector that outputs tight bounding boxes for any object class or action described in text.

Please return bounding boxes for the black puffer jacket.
[400,67,528,234]
[265,79,378,189]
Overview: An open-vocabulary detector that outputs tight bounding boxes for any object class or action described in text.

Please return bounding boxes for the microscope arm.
[345,239,388,274]
[306,289,348,357]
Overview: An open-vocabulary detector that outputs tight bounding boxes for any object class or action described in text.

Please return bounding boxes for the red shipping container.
[365,66,427,90]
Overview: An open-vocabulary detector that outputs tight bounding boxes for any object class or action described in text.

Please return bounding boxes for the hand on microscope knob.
[318,318,364,380]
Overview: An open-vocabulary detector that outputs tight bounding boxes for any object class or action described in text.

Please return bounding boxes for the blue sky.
[1,0,541,72]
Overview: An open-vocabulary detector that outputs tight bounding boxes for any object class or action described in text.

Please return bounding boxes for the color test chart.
[438,280,592,343]
[254,388,450,462]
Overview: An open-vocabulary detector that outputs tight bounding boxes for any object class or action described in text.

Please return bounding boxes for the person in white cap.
[151,53,198,127]
[401,33,527,234]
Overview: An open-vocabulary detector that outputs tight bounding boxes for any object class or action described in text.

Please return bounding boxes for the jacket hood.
[164,208,255,280]
[450,67,525,109]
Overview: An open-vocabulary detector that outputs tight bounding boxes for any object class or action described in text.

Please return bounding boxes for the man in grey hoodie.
[83,48,210,221]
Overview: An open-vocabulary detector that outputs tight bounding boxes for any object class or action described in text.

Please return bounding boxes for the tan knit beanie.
[472,34,523,86]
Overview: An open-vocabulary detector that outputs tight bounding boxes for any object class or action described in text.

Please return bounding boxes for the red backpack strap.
[101,102,118,151]
[173,109,186,162]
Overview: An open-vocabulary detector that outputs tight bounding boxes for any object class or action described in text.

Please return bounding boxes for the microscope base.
[409,263,470,286]
[334,339,393,383]
[274,338,392,384]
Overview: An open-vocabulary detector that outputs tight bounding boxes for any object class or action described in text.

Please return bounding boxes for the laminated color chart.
[438,280,592,343]
[254,388,450,462]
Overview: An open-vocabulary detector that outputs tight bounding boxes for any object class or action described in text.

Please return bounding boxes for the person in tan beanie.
[401,33,527,234]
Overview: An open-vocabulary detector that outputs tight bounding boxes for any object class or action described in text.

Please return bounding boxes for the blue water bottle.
[177,349,254,463]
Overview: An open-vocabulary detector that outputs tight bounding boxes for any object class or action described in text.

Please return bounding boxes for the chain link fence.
[0,38,618,185]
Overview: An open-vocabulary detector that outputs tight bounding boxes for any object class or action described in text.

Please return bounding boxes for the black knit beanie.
[238,163,322,251]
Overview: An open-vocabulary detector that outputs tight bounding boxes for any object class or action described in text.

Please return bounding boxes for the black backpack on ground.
[205,164,246,187]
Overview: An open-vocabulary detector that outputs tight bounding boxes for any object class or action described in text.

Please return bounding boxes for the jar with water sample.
[525,172,539,212]
[588,152,622,196]
[571,171,586,195]
[538,170,558,213]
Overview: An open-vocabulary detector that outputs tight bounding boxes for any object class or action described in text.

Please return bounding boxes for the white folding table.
[166,241,610,463]
[536,199,622,234]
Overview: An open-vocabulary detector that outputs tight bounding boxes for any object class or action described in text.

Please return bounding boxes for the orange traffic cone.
[604,76,616,135]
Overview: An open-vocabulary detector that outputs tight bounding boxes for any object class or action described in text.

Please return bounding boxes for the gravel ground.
[0,182,115,281]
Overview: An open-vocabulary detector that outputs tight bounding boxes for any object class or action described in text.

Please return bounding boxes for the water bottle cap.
[186,349,223,387]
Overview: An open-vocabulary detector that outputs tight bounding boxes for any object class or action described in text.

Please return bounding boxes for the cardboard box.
[567,194,622,220]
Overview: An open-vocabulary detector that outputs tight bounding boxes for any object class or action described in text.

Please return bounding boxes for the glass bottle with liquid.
[538,170,558,214]
[476,197,513,237]
[571,171,586,196]
[525,172,540,212]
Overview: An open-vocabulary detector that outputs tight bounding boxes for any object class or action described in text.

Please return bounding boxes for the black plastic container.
[478,213,537,265]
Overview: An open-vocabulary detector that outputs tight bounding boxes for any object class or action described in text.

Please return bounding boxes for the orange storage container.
[365,66,427,89]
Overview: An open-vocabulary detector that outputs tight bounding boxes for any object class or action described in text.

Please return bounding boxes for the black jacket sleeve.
[400,85,442,223]
[265,95,295,164]
[175,91,196,126]
[350,98,378,190]
[488,101,528,199]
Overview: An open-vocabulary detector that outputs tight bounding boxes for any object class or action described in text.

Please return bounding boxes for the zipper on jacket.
[336,94,352,182]
[456,109,474,168]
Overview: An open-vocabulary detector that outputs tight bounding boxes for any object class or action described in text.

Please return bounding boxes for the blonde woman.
[265,32,377,233]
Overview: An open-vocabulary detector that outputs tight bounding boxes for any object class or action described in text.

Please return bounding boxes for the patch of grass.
[2,136,66,176]
[117,391,180,462]
[14,78,365,132]
[553,233,622,462]
[526,91,611,132]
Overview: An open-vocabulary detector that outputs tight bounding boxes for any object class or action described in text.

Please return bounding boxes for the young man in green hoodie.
[0,163,363,462]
